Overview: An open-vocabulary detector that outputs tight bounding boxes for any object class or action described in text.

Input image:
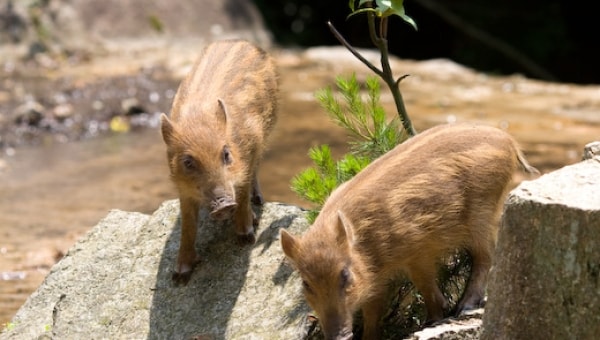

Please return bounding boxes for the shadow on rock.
[147,201,313,340]
[148,205,253,339]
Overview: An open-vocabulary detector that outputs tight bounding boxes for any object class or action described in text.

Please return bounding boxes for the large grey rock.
[482,153,600,339]
[2,201,313,339]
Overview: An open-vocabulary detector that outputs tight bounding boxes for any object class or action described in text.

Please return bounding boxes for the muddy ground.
[0,43,599,325]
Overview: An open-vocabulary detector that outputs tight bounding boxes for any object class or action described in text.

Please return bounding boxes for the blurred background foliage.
[254,0,599,84]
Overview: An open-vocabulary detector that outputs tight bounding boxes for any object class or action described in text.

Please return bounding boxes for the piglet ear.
[336,210,355,247]
[216,99,229,127]
[160,113,176,144]
[280,229,299,263]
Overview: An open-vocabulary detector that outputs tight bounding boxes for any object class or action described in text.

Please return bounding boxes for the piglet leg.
[234,182,256,245]
[173,197,201,284]
[408,263,449,324]
[361,288,389,340]
[251,174,264,205]
[455,244,493,314]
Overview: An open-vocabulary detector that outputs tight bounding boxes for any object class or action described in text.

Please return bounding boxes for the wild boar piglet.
[281,123,538,340]
[161,40,277,284]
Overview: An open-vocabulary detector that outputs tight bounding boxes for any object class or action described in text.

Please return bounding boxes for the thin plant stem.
[328,18,417,136]
[327,21,383,78]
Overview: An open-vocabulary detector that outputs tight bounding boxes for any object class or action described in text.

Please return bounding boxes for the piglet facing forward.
[280,124,538,340]
[161,40,277,284]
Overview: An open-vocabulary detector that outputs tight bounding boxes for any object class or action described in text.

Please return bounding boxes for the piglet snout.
[210,197,237,220]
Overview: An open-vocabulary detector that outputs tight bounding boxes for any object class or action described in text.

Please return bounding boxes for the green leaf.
[374,0,418,30]
[347,7,377,20]
[349,0,374,13]
[396,6,418,30]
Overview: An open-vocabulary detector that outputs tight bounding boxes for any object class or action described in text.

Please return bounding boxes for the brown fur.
[161,40,277,284]
[281,123,538,339]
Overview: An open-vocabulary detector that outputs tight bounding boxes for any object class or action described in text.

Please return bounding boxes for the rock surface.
[583,141,600,160]
[3,198,489,339]
[2,201,313,339]
[482,145,600,339]
[407,309,483,340]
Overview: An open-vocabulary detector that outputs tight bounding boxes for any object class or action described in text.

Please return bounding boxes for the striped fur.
[281,123,538,340]
[161,40,277,284]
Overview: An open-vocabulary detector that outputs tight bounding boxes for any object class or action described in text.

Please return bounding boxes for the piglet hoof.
[172,256,201,285]
[190,334,214,340]
[172,270,193,285]
[455,297,486,317]
[237,231,256,245]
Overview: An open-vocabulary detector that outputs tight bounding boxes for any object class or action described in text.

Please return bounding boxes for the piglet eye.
[181,155,196,170]
[340,267,352,288]
[222,145,232,165]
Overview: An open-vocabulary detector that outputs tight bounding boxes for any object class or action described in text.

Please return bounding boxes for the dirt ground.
[0,44,599,325]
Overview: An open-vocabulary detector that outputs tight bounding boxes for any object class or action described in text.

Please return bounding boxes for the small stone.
[121,97,146,115]
[13,100,45,126]
[583,141,600,160]
[92,100,104,111]
[52,103,74,120]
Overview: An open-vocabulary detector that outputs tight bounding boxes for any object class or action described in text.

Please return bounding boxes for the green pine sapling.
[291,74,405,222]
